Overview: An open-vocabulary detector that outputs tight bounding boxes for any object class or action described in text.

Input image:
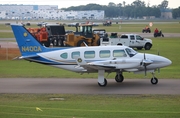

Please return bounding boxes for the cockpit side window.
[125,48,137,57]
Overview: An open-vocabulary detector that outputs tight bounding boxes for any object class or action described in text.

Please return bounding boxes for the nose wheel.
[151,72,158,84]
[151,77,158,84]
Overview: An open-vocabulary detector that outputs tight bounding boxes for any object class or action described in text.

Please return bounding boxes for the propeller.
[143,53,147,76]
[141,53,153,76]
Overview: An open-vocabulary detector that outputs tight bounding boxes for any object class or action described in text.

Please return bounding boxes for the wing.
[75,57,142,71]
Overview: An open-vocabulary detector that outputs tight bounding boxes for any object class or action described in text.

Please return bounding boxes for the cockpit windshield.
[125,48,137,57]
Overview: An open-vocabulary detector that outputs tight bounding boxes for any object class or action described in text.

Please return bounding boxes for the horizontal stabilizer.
[13,55,39,60]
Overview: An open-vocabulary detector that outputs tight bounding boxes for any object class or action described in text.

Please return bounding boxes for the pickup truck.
[100,33,152,50]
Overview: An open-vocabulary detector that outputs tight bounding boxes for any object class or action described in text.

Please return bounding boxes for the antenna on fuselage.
[83,41,88,47]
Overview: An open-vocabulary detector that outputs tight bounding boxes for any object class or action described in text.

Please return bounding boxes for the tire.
[154,34,157,37]
[151,77,158,85]
[137,47,143,50]
[98,78,107,87]
[53,39,57,46]
[144,43,152,50]
[115,74,124,83]
[43,41,50,47]
[57,39,63,46]
[117,43,122,46]
[77,39,88,47]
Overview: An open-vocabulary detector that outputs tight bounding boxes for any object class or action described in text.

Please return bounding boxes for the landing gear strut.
[150,73,158,84]
[98,70,108,87]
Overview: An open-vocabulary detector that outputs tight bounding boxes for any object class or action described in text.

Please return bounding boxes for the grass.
[0,21,180,38]
[0,32,14,38]
[55,23,180,33]
[0,21,180,118]
[0,94,180,118]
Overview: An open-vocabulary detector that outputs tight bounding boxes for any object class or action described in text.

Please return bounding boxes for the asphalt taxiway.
[0,78,179,94]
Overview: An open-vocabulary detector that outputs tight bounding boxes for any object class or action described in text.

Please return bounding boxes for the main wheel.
[137,47,143,50]
[43,41,50,47]
[98,78,107,87]
[151,77,158,85]
[115,74,124,83]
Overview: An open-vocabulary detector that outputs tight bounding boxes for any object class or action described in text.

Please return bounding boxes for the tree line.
[61,0,180,19]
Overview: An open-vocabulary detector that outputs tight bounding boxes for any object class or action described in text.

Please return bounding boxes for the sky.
[1,0,179,9]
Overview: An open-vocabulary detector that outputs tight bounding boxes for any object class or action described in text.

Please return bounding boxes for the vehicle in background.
[100,33,152,50]
[103,20,112,26]
[154,30,164,37]
[142,27,151,33]
[37,22,47,27]
[67,22,79,27]
[64,24,101,46]
[27,24,65,47]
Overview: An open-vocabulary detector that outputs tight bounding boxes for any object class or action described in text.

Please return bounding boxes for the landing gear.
[98,70,107,87]
[98,78,107,87]
[115,74,124,83]
[150,73,158,85]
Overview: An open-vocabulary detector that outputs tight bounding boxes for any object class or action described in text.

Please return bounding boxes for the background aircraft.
[11,24,172,87]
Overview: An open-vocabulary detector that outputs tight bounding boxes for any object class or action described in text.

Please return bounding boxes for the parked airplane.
[11,24,172,87]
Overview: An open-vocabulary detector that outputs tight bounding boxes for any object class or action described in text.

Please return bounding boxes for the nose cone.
[156,56,172,67]
[165,58,172,66]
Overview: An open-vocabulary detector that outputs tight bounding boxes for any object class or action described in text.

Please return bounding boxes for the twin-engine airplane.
[11,24,172,87]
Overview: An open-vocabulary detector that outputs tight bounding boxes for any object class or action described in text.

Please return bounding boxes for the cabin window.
[84,51,95,58]
[60,53,68,59]
[113,50,127,57]
[71,51,80,59]
[99,50,110,58]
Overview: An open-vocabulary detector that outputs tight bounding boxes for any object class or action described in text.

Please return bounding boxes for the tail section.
[11,24,46,56]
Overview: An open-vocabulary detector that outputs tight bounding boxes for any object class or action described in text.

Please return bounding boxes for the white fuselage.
[35,45,171,73]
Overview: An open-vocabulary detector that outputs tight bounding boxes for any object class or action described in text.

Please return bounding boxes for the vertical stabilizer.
[11,24,46,56]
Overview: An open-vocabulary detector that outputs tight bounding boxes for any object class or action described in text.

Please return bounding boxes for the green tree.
[172,7,180,19]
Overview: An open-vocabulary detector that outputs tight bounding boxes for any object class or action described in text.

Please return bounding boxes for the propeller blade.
[144,53,146,59]
[143,53,146,76]
[144,65,147,76]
